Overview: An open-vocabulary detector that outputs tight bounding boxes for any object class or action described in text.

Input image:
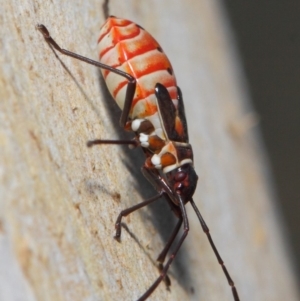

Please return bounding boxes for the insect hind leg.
[36,24,136,128]
[102,0,110,19]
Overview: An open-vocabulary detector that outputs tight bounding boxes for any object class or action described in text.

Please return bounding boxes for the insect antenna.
[189,198,240,301]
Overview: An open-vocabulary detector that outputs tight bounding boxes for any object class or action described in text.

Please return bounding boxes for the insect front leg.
[156,217,183,266]
[141,167,184,264]
[140,166,186,290]
[137,193,189,301]
[156,216,183,289]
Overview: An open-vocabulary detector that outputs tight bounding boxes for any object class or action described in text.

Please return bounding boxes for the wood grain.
[0,0,298,300]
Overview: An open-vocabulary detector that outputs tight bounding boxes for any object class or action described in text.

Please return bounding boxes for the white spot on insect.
[139,133,148,142]
[139,133,149,148]
[131,119,144,131]
[151,154,162,169]
[141,142,149,147]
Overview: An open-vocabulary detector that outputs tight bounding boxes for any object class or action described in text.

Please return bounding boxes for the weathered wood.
[0,0,299,300]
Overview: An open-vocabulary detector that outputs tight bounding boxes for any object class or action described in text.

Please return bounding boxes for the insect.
[36,11,240,301]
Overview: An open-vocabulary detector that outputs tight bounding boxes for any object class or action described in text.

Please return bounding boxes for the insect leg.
[141,166,186,261]
[189,198,240,301]
[156,217,182,265]
[36,24,136,128]
[137,195,189,301]
[102,0,109,19]
[114,193,163,241]
[87,139,138,147]
[156,217,183,288]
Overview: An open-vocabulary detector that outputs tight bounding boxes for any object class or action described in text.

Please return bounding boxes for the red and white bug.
[36,11,240,301]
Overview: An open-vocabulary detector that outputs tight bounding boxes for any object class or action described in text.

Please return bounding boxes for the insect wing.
[176,86,189,142]
[155,83,189,143]
[155,83,178,141]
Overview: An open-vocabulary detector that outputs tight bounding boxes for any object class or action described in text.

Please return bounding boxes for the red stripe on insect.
[100,34,160,65]
[98,18,133,43]
[112,68,175,99]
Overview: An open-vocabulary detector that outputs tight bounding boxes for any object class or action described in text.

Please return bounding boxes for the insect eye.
[174,171,186,182]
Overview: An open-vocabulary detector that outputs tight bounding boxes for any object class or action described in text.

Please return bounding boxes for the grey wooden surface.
[0,0,298,300]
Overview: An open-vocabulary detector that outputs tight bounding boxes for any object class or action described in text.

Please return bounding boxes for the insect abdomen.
[98,16,178,119]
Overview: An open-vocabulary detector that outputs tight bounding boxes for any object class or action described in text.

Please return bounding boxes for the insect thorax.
[129,113,194,174]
